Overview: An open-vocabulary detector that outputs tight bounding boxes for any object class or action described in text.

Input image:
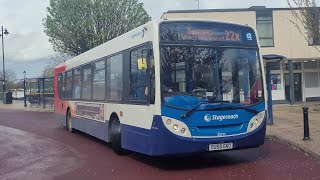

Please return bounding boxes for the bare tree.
[0,70,17,91]
[287,0,320,51]
[42,53,70,78]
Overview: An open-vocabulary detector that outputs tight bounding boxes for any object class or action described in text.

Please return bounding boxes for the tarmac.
[0,101,319,160]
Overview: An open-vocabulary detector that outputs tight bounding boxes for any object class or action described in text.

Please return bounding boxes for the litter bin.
[5,92,12,104]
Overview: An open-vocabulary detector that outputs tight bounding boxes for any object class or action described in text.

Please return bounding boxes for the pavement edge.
[266,135,320,162]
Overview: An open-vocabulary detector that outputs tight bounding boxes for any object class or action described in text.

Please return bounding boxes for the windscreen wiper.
[181,102,208,118]
[181,101,227,118]
[181,101,262,119]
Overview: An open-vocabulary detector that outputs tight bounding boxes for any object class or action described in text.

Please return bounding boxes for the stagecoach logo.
[131,28,145,39]
[204,114,239,122]
[204,114,212,122]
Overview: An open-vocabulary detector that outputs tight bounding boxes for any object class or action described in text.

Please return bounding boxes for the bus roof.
[56,19,255,70]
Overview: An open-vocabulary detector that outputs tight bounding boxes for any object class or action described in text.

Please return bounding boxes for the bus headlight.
[162,116,191,138]
[247,111,265,133]
[181,128,186,134]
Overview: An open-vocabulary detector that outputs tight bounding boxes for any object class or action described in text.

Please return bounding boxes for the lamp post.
[23,70,27,107]
[1,26,9,103]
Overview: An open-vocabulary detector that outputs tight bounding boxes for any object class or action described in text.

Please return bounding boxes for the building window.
[305,72,319,88]
[93,60,105,101]
[307,8,320,46]
[256,11,274,47]
[73,68,81,99]
[269,61,281,70]
[106,54,123,101]
[130,48,149,102]
[308,36,320,46]
[283,61,302,71]
[304,60,319,69]
[271,74,282,90]
[82,65,92,100]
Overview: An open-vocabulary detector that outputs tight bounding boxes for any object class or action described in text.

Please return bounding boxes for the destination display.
[160,22,257,46]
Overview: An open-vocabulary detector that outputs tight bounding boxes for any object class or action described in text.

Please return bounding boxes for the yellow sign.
[138,58,147,70]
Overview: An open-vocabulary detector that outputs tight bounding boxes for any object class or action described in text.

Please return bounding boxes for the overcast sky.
[0,0,288,79]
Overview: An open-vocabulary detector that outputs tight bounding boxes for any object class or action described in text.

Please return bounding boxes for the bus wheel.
[66,110,74,133]
[110,117,128,155]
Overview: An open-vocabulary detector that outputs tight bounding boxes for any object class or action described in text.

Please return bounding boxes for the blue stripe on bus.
[122,124,152,155]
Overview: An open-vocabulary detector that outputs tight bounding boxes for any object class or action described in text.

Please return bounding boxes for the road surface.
[0,109,319,180]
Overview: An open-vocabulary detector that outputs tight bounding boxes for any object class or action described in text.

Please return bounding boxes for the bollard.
[302,106,311,141]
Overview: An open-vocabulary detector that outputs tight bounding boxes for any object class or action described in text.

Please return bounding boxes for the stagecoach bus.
[54,19,267,156]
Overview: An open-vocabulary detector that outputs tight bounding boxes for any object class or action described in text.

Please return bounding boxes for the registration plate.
[209,143,233,151]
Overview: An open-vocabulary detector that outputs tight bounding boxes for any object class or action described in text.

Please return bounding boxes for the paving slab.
[268,105,320,159]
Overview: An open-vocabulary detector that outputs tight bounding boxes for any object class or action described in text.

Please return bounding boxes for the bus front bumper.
[146,115,267,156]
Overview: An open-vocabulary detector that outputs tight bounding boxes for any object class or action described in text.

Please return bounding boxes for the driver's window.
[130,48,149,102]
[171,62,186,92]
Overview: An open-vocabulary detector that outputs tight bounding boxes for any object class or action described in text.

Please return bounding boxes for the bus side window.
[65,71,73,99]
[130,48,149,102]
[58,73,62,99]
[72,68,82,99]
[149,47,155,104]
[61,72,66,99]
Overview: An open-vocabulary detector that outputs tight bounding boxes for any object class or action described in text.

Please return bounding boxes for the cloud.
[0,0,54,63]
[142,0,199,19]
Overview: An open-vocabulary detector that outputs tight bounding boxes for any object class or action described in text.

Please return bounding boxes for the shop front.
[269,59,320,103]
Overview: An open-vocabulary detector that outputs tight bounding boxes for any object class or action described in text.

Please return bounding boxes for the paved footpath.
[268,104,320,160]
[0,107,320,179]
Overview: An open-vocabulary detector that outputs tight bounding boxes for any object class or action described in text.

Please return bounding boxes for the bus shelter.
[263,54,286,125]
[24,77,54,109]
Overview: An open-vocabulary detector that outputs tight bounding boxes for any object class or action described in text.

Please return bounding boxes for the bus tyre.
[110,118,128,155]
[66,111,74,133]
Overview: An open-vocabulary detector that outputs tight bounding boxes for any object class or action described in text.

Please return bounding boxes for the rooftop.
[164,6,305,15]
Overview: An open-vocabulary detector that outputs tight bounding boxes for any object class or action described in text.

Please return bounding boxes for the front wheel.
[110,118,128,155]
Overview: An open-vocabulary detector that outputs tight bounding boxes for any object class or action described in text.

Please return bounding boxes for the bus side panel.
[71,116,109,142]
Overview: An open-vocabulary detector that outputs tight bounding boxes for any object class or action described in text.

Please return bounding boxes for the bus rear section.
[54,63,68,121]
